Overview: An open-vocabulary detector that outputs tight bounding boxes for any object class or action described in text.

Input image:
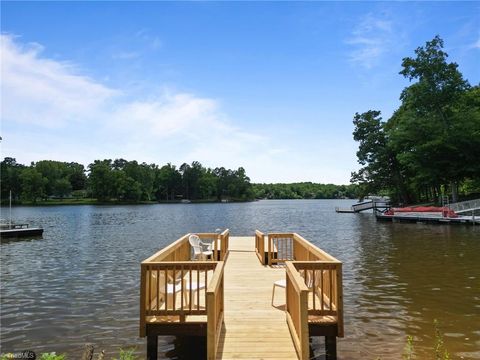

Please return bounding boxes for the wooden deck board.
[217,236,298,360]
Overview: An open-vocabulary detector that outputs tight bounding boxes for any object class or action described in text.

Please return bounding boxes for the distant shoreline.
[0,198,356,207]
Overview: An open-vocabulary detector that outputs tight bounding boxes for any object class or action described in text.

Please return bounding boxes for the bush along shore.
[0,345,137,360]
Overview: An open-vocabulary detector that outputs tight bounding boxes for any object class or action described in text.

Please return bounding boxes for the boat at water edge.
[376,206,479,225]
[0,221,44,239]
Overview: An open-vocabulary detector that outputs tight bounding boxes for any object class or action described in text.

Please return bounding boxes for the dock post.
[325,336,337,360]
[147,334,158,360]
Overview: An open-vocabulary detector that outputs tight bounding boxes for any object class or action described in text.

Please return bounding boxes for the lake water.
[1,200,479,359]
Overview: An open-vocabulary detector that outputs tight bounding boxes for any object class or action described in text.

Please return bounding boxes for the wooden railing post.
[267,234,272,266]
[299,287,309,360]
[140,264,147,337]
[336,263,344,337]
[285,262,309,360]
[255,230,265,265]
[206,261,225,360]
[207,290,215,359]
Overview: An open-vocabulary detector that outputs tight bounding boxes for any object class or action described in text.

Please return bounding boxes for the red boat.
[384,206,458,218]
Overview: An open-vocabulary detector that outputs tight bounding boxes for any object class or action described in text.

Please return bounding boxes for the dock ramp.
[449,198,480,214]
[336,199,390,213]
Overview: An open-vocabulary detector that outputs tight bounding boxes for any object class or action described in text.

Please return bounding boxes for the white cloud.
[1,34,294,181]
[1,34,117,128]
[112,92,219,137]
[346,13,397,69]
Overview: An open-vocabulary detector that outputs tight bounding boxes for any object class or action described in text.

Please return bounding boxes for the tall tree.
[351,110,412,203]
[398,35,473,202]
[154,163,181,201]
[88,160,114,201]
[351,36,478,204]
[0,157,25,201]
[20,168,47,203]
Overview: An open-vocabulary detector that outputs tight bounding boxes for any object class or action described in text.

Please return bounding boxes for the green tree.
[398,35,472,202]
[0,157,25,202]
[154,163,181,201]
[53,178,72,198]
[350,110,411,203]
[20,168,47,203]
[88,160,114,201]
[67,162,87,191]
[351,36,478,204]
[198,168,217,199]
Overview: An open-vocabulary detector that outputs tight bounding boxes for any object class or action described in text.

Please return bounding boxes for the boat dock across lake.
[140,230,343,360]
[0,223,44,239]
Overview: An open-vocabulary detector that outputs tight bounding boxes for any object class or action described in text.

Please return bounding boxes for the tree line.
[0,158,254,203]
[351,36,480,205]
[252,183,357,199]
[0,157,361,204]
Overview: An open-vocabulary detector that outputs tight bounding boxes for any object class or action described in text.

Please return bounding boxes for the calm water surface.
[1,200,479,359]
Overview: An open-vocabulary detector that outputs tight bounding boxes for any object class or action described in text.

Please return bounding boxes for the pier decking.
[140,230,343,360]
[219,236,298,359]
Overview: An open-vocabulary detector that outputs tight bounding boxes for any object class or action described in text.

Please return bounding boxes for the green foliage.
[351,36,480,204]
[88,160,114,201]
[39,353,66,360]
[252,182,357,199]
[34,160,86,197]
[113,348,137,360]
[0,157,25,202]
[434,320,450,360]
[402,335,414,360]
[1,158,256,203]
[20,167,47,203]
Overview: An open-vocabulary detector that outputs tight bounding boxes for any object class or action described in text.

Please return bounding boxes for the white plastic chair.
[271,270,314,306]
[153,271,184,310]
[271,278,286,306]
[184,279,206,307]
[189,234,213,260]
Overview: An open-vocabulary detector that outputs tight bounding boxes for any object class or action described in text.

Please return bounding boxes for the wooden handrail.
[293,233,341,262]
[220,229,229,261]
[255,230,265,264]
[142,233,191,263]
[207,261,225,360]
[143,261,217,266]
[259,231,344,340]
[140,231,228,342]
[268,233,295,265]
[141,262,216,319]
[207,261,225,293]
[286,261,309,360]
[197,230,230,261]
[286,262,309,292]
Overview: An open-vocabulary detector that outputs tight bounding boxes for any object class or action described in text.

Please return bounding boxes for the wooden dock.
[0,223,43,239]
[219,236,298,359]
[140,230,343,360]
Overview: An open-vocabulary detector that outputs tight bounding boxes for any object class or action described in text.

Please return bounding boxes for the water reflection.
[1,201,479,359]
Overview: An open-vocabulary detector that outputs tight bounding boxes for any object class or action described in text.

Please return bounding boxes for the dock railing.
[140,231,228,351]
[449,198,480,213]
[207,261,225,360]
[255,230,265,265]
[285,261,309,360]
[263,231,344,359]
[197,229,230,261]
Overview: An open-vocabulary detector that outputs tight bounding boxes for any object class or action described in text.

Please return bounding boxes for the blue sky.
[1,2,479,184]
